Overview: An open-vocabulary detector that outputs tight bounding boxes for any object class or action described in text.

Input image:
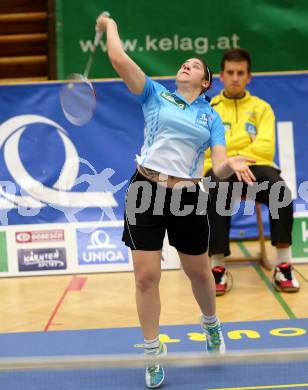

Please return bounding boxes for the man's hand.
[228,156,256,184]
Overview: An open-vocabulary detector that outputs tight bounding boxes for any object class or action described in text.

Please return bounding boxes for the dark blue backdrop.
[0,74,307,238]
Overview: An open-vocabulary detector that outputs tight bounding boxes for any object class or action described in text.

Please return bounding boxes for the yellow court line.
[207,383,308,390]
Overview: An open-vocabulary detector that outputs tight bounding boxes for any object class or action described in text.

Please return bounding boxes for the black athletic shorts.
[122,171,209,255]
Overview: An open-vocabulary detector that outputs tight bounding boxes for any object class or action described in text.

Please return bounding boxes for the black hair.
[221,48,252,72]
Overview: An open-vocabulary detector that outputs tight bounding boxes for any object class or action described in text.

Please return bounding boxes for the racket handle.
[94,31,103,47]
[94,11,110,46]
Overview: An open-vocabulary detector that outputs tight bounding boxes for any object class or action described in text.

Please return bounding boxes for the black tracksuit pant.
[205,165,293,257]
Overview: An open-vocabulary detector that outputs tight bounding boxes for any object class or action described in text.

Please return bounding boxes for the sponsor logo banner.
[292,216,308,258]
[77,227,129,265]
[18,248,67,271]
[1,74,308,241]
[56,0,308,77]
[15,229,65,243]
[0,232,8,272]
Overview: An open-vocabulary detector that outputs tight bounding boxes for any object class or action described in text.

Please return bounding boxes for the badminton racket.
[60,11,110,126]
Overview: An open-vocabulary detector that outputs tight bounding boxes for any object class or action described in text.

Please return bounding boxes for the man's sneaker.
[272,262,300,293]
[145,342,167,388]
[202,321,226,354]
[212,266,231,296]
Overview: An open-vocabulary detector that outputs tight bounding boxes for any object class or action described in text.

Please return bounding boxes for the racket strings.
[60,73,97,126]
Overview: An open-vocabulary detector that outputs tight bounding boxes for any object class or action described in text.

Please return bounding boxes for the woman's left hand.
[228,156,256,184]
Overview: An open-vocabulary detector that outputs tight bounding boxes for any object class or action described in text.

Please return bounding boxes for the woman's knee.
[180,254,212,282]
[134,268,161,292]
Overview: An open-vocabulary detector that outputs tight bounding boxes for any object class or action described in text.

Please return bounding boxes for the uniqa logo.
[83,229,126,263]
[87,229,116,249]
[196,113,209,127]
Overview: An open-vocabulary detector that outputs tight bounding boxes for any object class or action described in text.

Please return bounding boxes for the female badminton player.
[96,13,256,389]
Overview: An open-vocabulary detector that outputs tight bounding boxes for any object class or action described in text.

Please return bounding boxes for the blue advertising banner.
[0,73,308,239]
[77,227,129,265]
[18,248,67,271]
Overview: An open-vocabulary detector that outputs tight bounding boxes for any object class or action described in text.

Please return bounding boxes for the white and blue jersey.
[135,77,225,179]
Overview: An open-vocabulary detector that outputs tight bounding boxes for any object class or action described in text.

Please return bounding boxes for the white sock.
[144,336,160,354]
[201,313,219,328]
[275,247,291,266]
[211,254,226,268]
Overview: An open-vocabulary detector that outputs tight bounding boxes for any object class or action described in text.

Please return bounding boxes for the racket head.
[60,73,97,126]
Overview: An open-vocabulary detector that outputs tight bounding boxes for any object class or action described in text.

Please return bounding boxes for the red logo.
[15,230,65,243]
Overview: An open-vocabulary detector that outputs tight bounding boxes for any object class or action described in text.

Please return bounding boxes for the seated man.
[204,48,299,295]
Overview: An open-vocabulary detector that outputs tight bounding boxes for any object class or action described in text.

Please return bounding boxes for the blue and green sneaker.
[203,323,226,353]
[145,342,167,388]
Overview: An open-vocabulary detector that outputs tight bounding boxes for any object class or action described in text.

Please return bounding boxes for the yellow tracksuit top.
[204,90,276,174]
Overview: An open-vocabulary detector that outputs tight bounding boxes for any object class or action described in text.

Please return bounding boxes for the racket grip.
[94,11,110,46]
[94,31,103,47]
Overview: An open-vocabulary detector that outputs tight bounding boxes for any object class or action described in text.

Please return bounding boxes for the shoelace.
[145,343,164,372]
[213,268,234,293]
[212,267,225,284]
[207,325,223,345]
[278,265,292,280]
[147,365,160,375]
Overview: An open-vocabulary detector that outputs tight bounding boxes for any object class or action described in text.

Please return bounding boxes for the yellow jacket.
[204,90,276,174]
